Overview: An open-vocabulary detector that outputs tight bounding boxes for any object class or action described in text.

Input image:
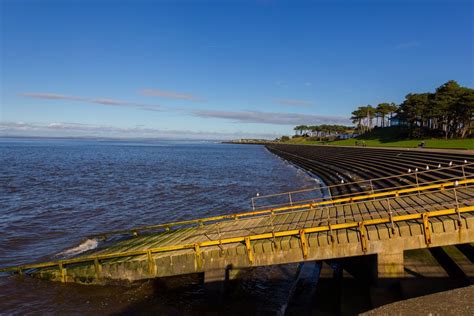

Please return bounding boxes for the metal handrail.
[251,162,473,209]
[85,177,474,240]
[248,183,471,225]
[252,174,472,211]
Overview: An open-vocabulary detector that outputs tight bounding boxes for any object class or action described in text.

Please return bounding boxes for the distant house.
[389,115,408,127]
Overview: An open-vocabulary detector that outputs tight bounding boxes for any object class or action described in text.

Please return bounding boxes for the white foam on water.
[57,238,99,257]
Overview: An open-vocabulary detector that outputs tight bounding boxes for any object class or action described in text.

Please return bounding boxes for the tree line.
[293,124,351,136]
[351,103,398,133]
[350,80,473,138]
[288,80,472,141]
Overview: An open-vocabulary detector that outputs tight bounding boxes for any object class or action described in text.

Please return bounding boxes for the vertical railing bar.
[453,187,462,228]
[216,222,224,255]
[327,206,334,243]
[461,165,467,187]
[270,210,278,249]
[415,170,420,195]
[387,198,395,235]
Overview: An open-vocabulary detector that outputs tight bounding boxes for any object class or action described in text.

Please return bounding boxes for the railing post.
[415,171,420,195]
[358,222,368,252]
[58,262,66,283]
[461,165,467,186]
[216,223,224,255]
[369,180,376,201]
[422,213,432,245]
[299,230,308,259]
[270,210,278,249]
[147,251,156,276]
[288,193,293,206]
[387,198,395,235]
[251,197,256,211]
[453,187,462,228]
[244,237,254,264]
[327,208,334,243]
[194,244,202,270]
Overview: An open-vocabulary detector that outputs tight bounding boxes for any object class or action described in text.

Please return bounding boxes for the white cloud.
[275,99,313,107]
[20,92,163,111]
[18,91,350,128]
[0,121,280,140]
[139,88,201,101]
[191,109,350,125]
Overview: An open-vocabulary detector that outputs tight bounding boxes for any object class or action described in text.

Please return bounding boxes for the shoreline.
[223,140,474,154]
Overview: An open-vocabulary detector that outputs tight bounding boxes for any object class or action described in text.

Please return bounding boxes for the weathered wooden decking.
[28,183,474,284]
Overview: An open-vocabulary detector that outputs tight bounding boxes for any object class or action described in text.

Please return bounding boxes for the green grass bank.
[282,127,473,150]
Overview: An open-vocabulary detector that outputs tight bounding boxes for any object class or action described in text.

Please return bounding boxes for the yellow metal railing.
[1,203,473,276]
[265,187,468,230]
[252,162,473,210]
[87,177,474,239]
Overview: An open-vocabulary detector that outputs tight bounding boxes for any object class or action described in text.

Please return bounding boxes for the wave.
[56,238,99,257]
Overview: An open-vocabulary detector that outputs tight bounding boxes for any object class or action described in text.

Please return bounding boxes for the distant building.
[389,115,408,127]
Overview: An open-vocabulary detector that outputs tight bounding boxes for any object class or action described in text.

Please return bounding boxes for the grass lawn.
[283,137,474,150]
[329,138,474,149]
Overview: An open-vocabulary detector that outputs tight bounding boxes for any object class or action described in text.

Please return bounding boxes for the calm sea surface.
[0,139,317,315]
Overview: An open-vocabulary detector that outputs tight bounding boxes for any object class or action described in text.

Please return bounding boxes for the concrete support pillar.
[201,268,227,311]
[377,252,404,279]
[371,252,404,308]
[204,268,227,292]
[203,266,241,293]
[203,268,227,310]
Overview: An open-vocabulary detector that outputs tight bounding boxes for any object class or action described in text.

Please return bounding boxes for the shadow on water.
[1,252,471,316]
[113,261,471,316]
[115,264,305,315]
[113,249,474,316]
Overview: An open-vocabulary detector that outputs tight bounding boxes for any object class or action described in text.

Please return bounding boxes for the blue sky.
[1,0,472,139]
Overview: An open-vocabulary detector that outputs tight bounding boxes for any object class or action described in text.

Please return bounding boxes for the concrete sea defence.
[265,144,474,310]
[265,144,473,192]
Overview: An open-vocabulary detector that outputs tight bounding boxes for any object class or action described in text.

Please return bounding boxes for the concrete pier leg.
[203,268,227,310]
[203,266,241,294]
[371,252,404,308]
[204,268,227,293]
[202,268,227,312]
[377,251,404,279]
